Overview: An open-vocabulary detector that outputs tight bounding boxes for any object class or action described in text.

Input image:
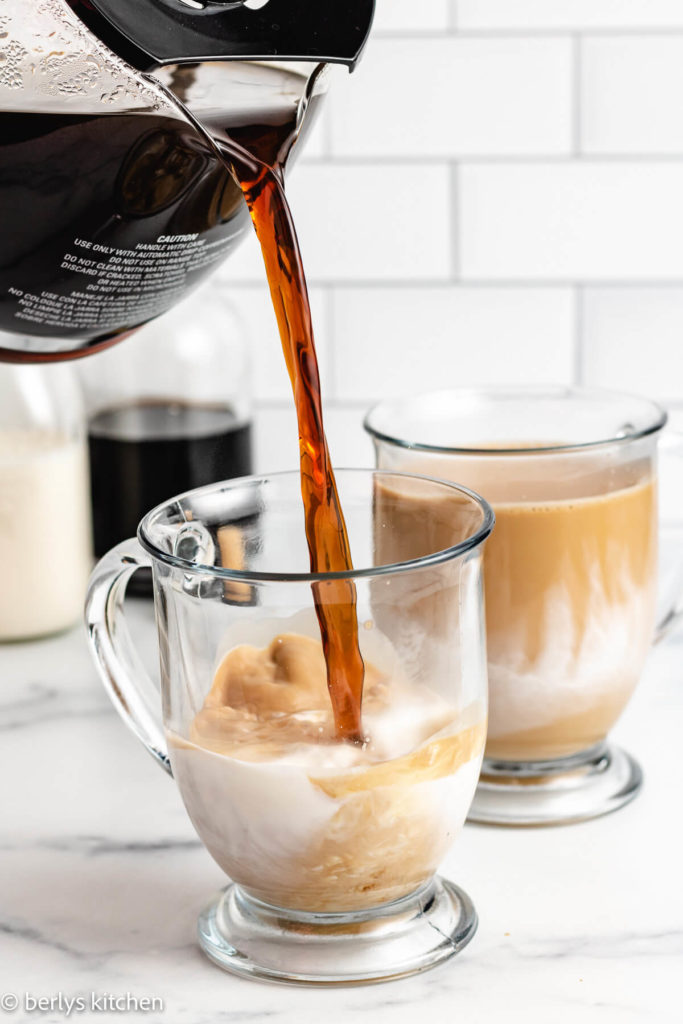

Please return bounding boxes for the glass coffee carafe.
[0,0,374,362]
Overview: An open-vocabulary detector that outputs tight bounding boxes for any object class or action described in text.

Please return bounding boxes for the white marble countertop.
[1,601,682,1024]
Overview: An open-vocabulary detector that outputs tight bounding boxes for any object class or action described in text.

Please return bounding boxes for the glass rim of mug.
[137,467,495,584]
[363,385,668,456]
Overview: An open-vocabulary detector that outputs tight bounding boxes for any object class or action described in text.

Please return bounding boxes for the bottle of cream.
[0,360,92,641]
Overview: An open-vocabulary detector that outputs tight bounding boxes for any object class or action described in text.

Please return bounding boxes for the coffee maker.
[0,0,374,362]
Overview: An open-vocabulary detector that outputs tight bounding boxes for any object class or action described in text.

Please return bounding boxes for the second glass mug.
[365,387,677,827]
[85,469,493,985]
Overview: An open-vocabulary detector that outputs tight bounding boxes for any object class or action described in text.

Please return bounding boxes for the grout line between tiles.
[300,153,683,166]
[226,279,683,290]
[573,285,585,385]
[572,35,583,157]
[451,163,461,281]
[373,27,683,39]
[323,286,337,400]
[257,398,378,411]
[256,395,683,414]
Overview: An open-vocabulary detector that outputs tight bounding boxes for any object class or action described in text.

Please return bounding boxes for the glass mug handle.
[655,579,683,643]
[84,539,173,776]
[654,430,683,644]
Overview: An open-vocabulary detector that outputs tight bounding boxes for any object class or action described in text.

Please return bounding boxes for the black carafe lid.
[71,0,375,72]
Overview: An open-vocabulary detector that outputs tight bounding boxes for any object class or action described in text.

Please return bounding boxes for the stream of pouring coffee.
[162,77,366,744]
[238,166,366,745]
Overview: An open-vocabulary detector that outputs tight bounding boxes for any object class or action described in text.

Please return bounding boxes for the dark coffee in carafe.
[0,109,247,354]
[1,0,374,742]
[0,0,374,361]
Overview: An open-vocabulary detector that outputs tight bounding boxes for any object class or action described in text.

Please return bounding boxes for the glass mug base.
[467,742,643,827]
[197,877,478,986]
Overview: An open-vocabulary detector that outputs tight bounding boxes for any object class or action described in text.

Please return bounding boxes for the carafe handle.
[72,0,375,71]
[85,539,173,776]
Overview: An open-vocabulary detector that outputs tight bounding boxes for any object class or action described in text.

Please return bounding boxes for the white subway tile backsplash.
[321,408,375,469]
[371,0,451,33]
[253,405,374,476]
[216,162,452,285]
[460,163,683,280]
[208,11,683,479]
[329,37,572,158]
[253,406,299,474]
[298,109,329,161]
[457,0,683,30]
[286,164,452,282]
[582,288,683,401]
[331,286,574,400]
[215,229,268,285]
[219,283,331,402]
[582,37,683,154]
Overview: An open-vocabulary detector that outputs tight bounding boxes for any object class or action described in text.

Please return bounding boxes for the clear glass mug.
[85,469,493,985]
[365,387,673,827]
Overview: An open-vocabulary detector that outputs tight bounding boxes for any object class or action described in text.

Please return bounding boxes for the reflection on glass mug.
[85,469,493,985]
[365,387,680,827]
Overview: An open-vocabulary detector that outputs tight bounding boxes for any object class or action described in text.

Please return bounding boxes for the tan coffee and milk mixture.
[169,633,485,912]
[376,450,658,762]
[484,475,656,760]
